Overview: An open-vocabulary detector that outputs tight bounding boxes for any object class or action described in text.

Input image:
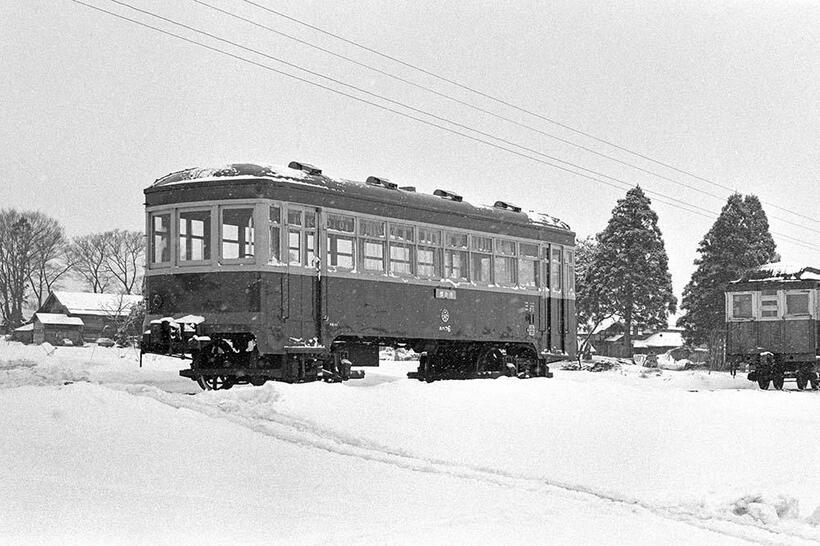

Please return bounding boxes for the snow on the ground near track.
[1,340,819,545]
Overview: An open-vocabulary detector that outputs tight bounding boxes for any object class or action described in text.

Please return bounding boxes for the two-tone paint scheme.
[725,264,820,390]
[142,163,576,388]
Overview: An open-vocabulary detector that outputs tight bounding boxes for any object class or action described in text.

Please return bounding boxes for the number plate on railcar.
[434,288,456,300]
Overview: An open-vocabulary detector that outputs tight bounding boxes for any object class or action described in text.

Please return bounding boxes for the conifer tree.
[677,194,778,364]
[588,187,677,354]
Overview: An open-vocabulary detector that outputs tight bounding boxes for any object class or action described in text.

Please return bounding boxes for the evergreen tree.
[589,187,677,354]
[575,236,616,360]
[677,193,778,364]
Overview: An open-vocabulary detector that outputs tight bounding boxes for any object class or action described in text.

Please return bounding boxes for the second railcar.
[140,162,576,388]
[726,264,820,390]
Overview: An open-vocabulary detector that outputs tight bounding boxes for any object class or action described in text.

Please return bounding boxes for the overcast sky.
[2,0,818,301]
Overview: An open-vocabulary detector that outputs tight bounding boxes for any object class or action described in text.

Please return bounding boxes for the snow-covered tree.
[588,187,677,354]
[677,193,778,365]
[575,236,616,359]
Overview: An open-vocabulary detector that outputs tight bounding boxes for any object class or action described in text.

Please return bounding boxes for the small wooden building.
[11,323,34,344]
[32,313,84,346]
[37,291,142,341]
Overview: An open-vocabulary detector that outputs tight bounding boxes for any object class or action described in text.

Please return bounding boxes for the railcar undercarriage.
[406,342,554,382]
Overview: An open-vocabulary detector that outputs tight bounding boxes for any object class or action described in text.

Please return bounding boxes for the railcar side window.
[785,291,810,316]
[269,206,281,264]
[150,213,171,264]
[222,208,255,260]
[518,243,539,288]
[286,207,317,266]
[732,294,753,319]
[471,236,493,284]
[417,228,441,278]
[444,231,469,281]
[564,249,575,295]
[179,210,211,262]
[759,289,778,318]
[551,248,562,291]
[494,239,517,287]
[360,219,386,273]
[327,213,355,270]
[389,223,414,276]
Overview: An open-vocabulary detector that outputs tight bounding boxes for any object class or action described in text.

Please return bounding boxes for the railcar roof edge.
[147,162,573,234]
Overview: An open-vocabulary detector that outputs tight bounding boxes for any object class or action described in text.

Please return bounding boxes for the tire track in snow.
[112,383,817,545]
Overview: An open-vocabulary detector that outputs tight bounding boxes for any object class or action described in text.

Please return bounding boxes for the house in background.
[32,313,84,345]
[37,291,143,341]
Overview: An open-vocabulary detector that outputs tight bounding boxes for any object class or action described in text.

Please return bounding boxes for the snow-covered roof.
[732,262,820,283]
[14,323,34,332]
[34,313,84,326]
[50,291,142,316]
[151,162,572,231]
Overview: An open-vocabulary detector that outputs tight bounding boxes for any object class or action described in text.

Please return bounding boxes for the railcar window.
[389,223,414,276]
[417,246,441,278]
[418,228,441,246]
[286,208,317,266]
[519,243,539,288]
[551,248,562,291]
[444,231,469,281]
[269,206,281,264]
[494,239,517,287]
[471,235,493,284]
[179,210,210,262]
[564,249,575,295]
[541,246,550,290]
[150,213,171,264]
[222,208,255,260]
[759,289,779,318]
[786,292,810,316]
[732,294,753,318]
[327,213,355,271]
[360,219,386,272]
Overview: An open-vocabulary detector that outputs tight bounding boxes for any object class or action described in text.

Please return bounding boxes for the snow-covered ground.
[1,339,818,545]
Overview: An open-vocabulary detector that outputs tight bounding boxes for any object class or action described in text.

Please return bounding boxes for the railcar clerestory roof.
[147,162,573,241]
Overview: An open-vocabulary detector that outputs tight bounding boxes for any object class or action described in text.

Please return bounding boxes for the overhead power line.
[239,0,820,228]
[68,0,820,254]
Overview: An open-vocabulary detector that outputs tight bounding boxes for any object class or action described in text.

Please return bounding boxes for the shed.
[38,291,142,341]
[11,323,34,344]
[32,313,84,346]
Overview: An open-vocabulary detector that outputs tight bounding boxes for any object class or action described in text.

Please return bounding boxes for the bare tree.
[0,209,69,330]
[105,230,144,295]
[27,214,74,308]
[69,232,114,293]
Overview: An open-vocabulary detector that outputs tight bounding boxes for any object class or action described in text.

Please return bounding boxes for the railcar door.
[283,207,322,343]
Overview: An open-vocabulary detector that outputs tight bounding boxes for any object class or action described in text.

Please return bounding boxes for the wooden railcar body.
[141,163,576,388]
[725,265,820,389]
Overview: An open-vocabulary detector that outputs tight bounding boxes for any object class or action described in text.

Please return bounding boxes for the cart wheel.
[197,375,234,390]
[757,377,770,390]
[772,375,784,390]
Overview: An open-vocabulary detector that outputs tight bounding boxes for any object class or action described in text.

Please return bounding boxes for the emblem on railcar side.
[440,308,450,323]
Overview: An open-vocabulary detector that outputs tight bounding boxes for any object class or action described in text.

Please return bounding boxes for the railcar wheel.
[197,375,234,391]
[796,375,808,390]
[757,377,770,390]
[476,347,505,376]
[772,375,784,390]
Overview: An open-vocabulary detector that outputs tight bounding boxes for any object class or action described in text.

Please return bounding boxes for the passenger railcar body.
[141,162,576,389]
[725,264,820,390]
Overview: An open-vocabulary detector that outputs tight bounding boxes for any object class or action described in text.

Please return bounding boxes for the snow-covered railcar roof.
[729,262,820,287]
[148,162,573,234]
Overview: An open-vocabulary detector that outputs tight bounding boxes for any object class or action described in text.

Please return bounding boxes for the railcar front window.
[786,292,810,316]
[150,213,171,264]
[179,210,211,262]
[732,294,753,318]
[565,249,575,295]
[222,208,255,260]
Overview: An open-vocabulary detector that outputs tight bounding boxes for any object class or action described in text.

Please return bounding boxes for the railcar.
[140,162,576,389]
[725,264,820,390]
